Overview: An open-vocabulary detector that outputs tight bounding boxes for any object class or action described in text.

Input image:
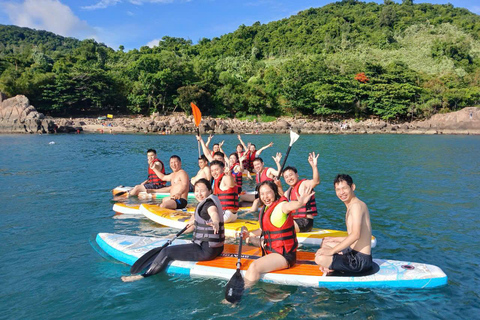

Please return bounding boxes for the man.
[190,155,212,191]
[210,160,239,223]
[315,174,373,275]
[279,152,320,233]
[241,155,281,205]
[148,155,190,209]
[128,149,166,197]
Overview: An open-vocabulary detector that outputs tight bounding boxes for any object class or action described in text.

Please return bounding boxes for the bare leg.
[314,254,333,274]
[160,198,177,209]
[129,184,147,197]
[244,253,288,288]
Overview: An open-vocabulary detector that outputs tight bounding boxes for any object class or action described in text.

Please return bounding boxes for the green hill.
[0,0,479,119]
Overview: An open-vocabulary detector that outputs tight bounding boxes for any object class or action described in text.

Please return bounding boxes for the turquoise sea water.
[1,133,479,319]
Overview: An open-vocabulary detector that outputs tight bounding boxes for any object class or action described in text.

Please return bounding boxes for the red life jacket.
[286,179,318,218]
[246,150,256,171]
[147,158,166,187]
[256,167,273,185]
[230,162,243,191]
[213,172,239,211]
[259,196,297,255]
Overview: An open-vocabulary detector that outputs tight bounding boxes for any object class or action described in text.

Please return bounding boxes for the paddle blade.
[289,130,300,146]
[225,269,245,303]
[130,244,166,274]
[190,102,202,127]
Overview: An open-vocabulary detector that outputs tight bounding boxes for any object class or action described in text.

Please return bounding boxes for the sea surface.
[1,133,479,319]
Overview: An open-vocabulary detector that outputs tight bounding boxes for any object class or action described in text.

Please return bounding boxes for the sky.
[0,0,478,50]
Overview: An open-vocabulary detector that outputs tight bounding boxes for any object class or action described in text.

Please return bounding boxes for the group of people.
[121,135,373,291]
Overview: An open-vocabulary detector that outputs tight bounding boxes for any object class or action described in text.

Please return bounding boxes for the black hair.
[334,174,353,187]
[213,151,225,158]
[147,149,157,154]
[198,155,208,162]
[194,178,212,192]
[282,166,297,175]
[170,155,181,162]
[257,180,281,206]
[210,160,225,169]
[213,143,219,147]
[253,157,263,164]
[229,152,239,161]
[236,144,244,150]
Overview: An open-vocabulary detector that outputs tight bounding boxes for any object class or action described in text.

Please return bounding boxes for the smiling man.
[280,152,320,232]
[315,174,373,275]
[148,155,189,209]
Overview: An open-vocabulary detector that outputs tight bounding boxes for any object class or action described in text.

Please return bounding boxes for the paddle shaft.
[235,237,243,269]
[277,145,292,179]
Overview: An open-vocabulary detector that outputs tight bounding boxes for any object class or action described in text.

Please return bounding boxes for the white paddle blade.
[289,130,300,146]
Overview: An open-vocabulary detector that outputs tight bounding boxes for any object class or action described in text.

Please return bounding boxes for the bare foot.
[138,192,152,200]
[121,275,144,282]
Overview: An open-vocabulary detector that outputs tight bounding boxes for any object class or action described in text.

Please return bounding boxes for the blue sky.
[0,0,478,50]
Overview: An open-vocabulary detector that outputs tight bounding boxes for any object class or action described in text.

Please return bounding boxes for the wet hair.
[213,151,225,158]
[194,178,212,192]
[282,166,297,175]
[253,157,263,164]
[210,160,225,169]
[147,149,157,154]
[198,155,208,162]
[334,174,353,187]
[257,180,281,206]
[170,155,181,162]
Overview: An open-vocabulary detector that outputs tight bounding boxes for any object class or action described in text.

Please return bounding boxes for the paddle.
[130,225,189,274]
[277,130,300,178]
[225,236,245,303]
[191,102,202,157]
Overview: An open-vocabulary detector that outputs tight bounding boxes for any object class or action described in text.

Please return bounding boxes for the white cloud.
[83,0,177,10]
[3,0,97,39]
[146,38,161,48]
[82,0,121,10]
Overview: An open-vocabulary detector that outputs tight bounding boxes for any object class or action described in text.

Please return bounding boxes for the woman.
[122,178,224,282]
[228,152,245,193]
[241,180,314,286]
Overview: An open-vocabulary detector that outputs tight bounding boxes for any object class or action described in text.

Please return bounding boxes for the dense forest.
[1,0,479,121]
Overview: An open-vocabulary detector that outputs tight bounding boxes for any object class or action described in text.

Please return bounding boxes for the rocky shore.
[1,94,479,135]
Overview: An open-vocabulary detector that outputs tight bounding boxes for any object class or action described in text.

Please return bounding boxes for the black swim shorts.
[330,247,373,274]
[294,218,314,232]
[144,183,165,189]
[175,198,188,209]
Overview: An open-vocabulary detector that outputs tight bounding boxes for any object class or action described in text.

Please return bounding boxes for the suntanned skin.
[314,180,372,274]
[190,158,212,185]
[240,184,314,287]
[281,152,320,232]
[146,157,189,209]
[127,151,164,197]
[210,163,236,197]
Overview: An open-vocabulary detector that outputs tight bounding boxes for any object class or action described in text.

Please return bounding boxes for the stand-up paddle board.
[113,186,255,201]
[140,204,377,247]
[96,233,447,289]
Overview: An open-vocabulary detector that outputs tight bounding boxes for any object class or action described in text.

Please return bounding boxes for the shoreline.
[39,106,480,135]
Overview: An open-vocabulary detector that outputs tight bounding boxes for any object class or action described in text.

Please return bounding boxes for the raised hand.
[298,186,315,205]
[308,152,319,167]
[273,152,282,164]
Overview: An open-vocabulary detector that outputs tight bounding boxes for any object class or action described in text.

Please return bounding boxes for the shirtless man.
[190,155,212,191]
[280,152,320,233]
[128,149,166,197]
[315,174,373,274]
[148,155,190,209]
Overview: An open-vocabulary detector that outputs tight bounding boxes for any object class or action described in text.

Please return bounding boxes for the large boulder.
[0,94,51,133]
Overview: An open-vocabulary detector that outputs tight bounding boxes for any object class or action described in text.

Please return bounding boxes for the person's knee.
[315,255,330,268]
[245,261,260,281]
